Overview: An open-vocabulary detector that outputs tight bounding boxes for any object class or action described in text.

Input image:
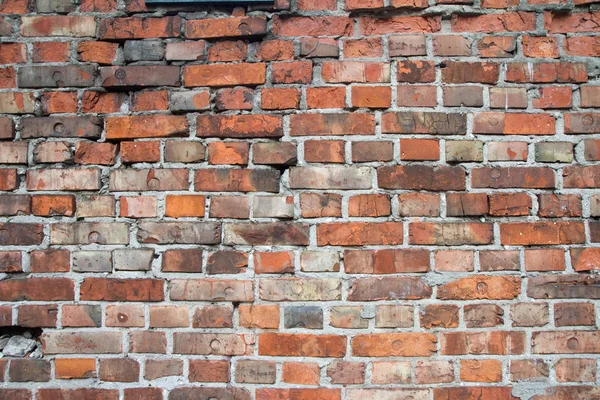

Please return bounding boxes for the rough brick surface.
[0,0,599,398]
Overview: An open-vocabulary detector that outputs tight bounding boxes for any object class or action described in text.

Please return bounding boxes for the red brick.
[239,305,280,329]
[55,358,96,380]
[261,88,300,110]
[500,222,585,245]
[282,362,320,385]
[208,40,247,62]
[254,40,294,60]
[195,169,279,192]
[306,87,346,109]
[478,36,517,57]
[352,333,436,356]
[189,360,230,382]
[121,141,160,163]
[533,87,572,109]
[197,114,282,138]
[351,86,391,108]
[348,194,391,217]
[523,36,559,58]
[322,61,390,83]
[184,63,266,87]
[452,12,535,32]
[185,16,266,39]
[506,62,588,83]
[131,90,169,111]
[165,195,205,218]
[254,251,294,274]
[400,139,439,161]
[106,115,187,140]
[442,62,500,83]
[472,167,554,188]
[344,37,382,58]
[460,359,502,382]
[257,389,341,400]
[317,222,404,246]
[345,249,429,273]
[441,331,525,355]
[545,11,600,33]
[290,113,374,136]
[378,165,466,191]
[33,42,69,62]
[78,41,118,64]
[215,88,254,110]
[565,36,600,56]
[304,140,345,163]
[259,333,346,357]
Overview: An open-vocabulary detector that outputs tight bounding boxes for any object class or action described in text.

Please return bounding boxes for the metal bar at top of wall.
[145,0,273,3]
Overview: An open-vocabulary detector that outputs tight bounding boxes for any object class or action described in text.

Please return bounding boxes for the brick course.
[0,0,599,398]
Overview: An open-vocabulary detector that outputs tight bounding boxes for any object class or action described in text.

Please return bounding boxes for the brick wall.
[0,0,599,398]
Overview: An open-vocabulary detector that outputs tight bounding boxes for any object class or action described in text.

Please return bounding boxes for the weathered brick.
[382,112,466,134]
[22,116,102,139]
[19,65,95,88]
[0,223,43,245]
[99,16,180,39]
[273,15,352,36]
[409,222,493,245]
[105,304,144,327]
[80,278,162,302]
[0,194,29,216]
[352,333,436,357]
[421,305,459,329]
[100,66,180,87]
[236,360,276,384]
[174,333,253,355]
[260,278,341,301]
[42,331,122,354]
[100,358,139,382]
[62,304,101,327]
[451,12,535,32]
[164,141,205,163]
[441,331,525,355]
[345,249,429,273]
[348,277,432,300]
[438,276,520,300]
[506,62,588,83]
[21,16,96,37]
[378,165,465,191]
[528,275,600,299]
[18,304,57,327]
[50,222,128,245]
